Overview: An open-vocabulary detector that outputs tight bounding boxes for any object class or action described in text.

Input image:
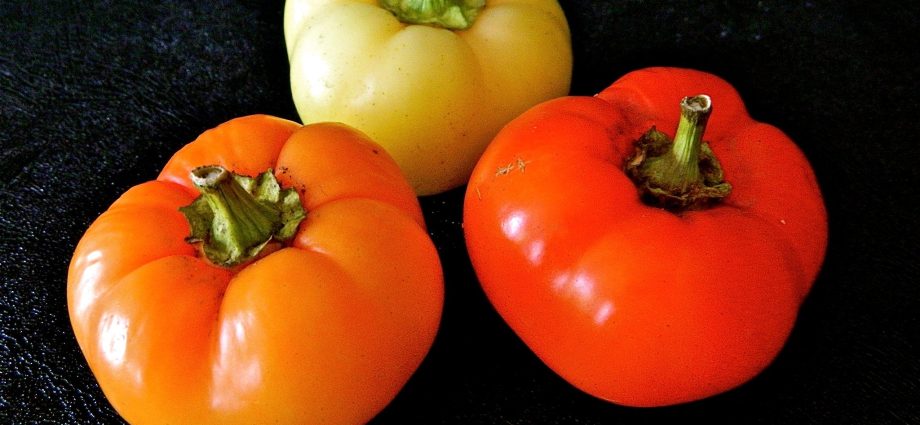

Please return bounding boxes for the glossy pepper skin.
[68,115,443,424]
[284,0,572,195]
[463,68,827,407]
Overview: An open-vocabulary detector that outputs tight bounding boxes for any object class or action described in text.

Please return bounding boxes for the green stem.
[380,0,485,30]
[180,166,306,267]
[625,95,731,211]
[672,95,711,180]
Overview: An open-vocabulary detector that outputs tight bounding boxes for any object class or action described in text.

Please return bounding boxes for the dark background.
[2,0,918,423]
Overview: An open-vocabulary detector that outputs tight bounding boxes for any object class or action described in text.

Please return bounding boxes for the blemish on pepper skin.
[496,157,529,176]
[516,157,529,173]
[780,219,787,225]
[496,163,514,176]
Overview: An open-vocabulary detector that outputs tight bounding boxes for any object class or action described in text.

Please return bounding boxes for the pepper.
[68,115,443,423]
[284,0,572,195]
[463,67,828,406]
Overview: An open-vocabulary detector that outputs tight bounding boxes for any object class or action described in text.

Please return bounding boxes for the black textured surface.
[1,1,918,424]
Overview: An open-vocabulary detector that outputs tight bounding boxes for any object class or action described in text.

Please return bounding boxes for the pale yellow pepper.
[285,0,572,195]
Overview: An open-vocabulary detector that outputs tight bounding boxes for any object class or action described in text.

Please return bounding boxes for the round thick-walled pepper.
[68,115,443,423]
[284,0,572,195]
[463,67,828,407]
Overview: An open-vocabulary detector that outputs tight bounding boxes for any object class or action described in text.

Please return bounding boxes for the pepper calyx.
[380,0,485,30]
[625,95,732,212]
[180,166,306,267]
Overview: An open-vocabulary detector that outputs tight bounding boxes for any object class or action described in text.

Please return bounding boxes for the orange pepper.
[68,115,443,423]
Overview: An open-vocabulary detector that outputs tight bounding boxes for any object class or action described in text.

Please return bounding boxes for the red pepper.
[463,67,828,406]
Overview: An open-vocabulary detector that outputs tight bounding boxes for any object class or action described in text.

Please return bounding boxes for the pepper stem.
[672,95,711,177]
[380,0,485,30]
[179,166,306,267]
[625,95,731,211]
